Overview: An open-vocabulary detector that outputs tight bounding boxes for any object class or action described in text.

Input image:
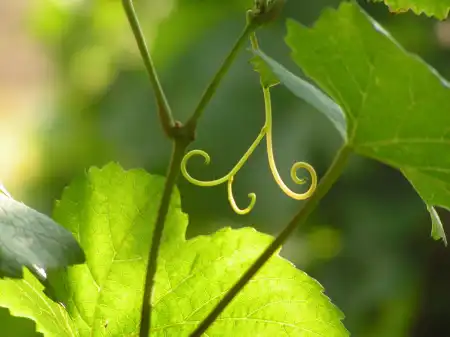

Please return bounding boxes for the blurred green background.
[1,0,449,336]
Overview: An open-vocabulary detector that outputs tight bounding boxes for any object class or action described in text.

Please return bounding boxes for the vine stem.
[139,140,188,337]
[189,145,352,337]
[121,0,174,136]
[121,2,280,335]
[185,21,258,133]
[121,2,182,333]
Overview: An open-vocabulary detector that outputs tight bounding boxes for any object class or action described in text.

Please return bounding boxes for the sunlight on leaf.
[41,163,348,336]
[370,0,450,19]
[0,269,76,337]
[284,2,450,243]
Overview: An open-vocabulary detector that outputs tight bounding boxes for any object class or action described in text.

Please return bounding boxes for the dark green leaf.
[0,194,85,278]
[253,49,347,140]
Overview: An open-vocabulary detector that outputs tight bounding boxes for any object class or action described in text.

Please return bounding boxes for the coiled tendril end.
[181,149,257,215]
[228,176,256,215]
[181,149,229,187]
[290,162,317,199]
[267,153,317,201]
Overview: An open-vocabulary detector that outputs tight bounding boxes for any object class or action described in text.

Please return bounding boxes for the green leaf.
[0,269,76,336]
[250,54,280,88]
[428,206,447,245]
[0,193,85,279]
[284,2,450,243]
[370,0,450,19]
[153,228,347,336]
[253,49,347,140]
[46,163,347,336]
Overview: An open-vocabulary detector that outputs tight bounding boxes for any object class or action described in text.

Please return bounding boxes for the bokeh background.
[1,0,450,336]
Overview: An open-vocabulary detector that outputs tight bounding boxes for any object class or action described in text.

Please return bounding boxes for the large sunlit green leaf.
[283,2,450,243]
[370,0,450,19]
[0,193,85,279]
[0,269,76,336]
[42,163,347,336]
[151,228,348,337]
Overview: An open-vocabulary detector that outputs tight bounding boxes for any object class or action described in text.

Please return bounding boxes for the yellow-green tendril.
[181,16,317,214]
[181,129,266,213]
[263,86,317,199]
[181,87,317,210]
[252,26,317,201]
[228,176,256,215]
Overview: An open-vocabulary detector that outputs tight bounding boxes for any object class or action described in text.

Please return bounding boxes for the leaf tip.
[428,205,447,246]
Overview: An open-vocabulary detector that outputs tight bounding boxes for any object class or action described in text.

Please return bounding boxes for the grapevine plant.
[0,0,449,336]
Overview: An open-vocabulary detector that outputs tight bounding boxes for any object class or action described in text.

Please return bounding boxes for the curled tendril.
[180,21,317,215]
[263,86,318,200]
[181,131,266,214]
[228,176,256,215]
[181,150,229,187]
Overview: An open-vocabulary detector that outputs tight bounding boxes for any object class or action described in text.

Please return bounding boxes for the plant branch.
[122,0,175,137]
[139,140,188,337]
[185,22,257,134]
[189,145,352,337]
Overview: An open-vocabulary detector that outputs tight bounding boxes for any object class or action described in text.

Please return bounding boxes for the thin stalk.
[189,145,352,337]
[139,140,188,337]
[185,22,257,133]
[122,0,174,136]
